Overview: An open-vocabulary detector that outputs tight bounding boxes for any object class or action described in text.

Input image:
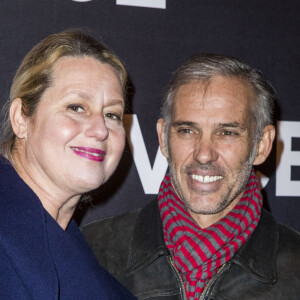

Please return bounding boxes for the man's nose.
[193,135,218,165]
[85,115,109,141]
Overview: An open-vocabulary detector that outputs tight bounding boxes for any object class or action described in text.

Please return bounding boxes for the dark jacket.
[0,158,135,299]
[82,199,300,300]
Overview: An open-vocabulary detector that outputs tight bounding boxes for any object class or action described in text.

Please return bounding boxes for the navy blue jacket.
[0,157,136,299]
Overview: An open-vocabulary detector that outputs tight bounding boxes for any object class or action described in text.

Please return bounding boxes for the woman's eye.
[105,113,121,121]
[67,104,84,112]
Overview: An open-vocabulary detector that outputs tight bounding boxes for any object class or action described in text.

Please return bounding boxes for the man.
[83,54,300,299]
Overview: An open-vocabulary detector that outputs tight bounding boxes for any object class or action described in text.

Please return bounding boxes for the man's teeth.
[191,174,223,183]
[73,148,103,157]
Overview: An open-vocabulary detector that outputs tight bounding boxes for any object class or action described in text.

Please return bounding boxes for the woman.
[0,30,135,299]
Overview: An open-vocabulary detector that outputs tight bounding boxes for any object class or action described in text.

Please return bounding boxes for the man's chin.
[182,197,224,215]
[187,206,225,216]
[184,192,243,219]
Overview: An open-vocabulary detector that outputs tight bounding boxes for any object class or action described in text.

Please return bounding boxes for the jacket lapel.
[231,209,278,283]
[128,199,169,273]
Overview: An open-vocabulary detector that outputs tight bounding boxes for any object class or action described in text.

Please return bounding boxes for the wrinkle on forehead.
[174,76,255,112]
[171,76,256,139]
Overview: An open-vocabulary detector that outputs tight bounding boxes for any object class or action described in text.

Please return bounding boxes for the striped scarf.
[158,170,262,299]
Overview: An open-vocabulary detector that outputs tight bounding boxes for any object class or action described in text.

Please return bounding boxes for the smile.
[71,147,106,162]
[191,174,223,183]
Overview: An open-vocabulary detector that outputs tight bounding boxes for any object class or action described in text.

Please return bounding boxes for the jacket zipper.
[169,257,230,300]
[199,263,229,300]
[169,256,188,300]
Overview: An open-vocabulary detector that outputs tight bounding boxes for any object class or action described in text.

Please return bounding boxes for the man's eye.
[105,113,121,121]
[178,128,193,134]
[67,105,84,112]
[221,130,236,136]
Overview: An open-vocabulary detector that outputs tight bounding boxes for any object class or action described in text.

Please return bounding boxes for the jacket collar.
[231,209,278,283]
[128,199,169,273]
[128,199,278,284]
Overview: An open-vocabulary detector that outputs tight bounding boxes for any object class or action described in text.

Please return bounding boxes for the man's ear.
[253,125,276,166]
[156,118,169,159]
[10,98,28,139]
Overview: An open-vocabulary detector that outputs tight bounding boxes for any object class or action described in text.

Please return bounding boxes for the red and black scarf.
[158,170,262,299]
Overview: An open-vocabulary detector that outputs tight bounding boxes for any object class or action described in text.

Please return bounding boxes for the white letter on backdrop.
[116,0,166,9]
[276,121,300,196]
[124,114,168,194]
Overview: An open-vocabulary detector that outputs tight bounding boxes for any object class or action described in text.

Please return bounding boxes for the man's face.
[158,76,261,224]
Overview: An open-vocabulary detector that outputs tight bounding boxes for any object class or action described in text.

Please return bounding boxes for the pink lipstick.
[71,147,106,162]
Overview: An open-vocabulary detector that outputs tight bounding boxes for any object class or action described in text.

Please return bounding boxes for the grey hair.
[161,53,276,146]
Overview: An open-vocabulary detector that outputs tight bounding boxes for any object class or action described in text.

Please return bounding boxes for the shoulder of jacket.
[81,207,147,277]
[261,210,300,256]
[81,207,142,246]
[80,208,142,232]
[277,221,300,250]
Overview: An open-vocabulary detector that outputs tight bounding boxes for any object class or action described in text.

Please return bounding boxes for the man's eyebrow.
[217,122,247,130]
[218,122,240,127]
[172,121,198,127]
[172,121,247,131]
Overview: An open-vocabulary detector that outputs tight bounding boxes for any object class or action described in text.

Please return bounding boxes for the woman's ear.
[10,98,28,139]
[253,125,276,166]
[156,118,169,159]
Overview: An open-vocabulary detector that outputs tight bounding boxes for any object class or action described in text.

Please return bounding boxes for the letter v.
[124,114,168,194]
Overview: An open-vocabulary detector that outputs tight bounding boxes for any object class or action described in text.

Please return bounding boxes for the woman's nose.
[85,115,109,141]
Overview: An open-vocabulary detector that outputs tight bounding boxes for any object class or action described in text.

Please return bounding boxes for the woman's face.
[22,56,125,196]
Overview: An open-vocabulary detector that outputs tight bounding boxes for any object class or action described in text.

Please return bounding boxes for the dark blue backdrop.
[0,0,299,231]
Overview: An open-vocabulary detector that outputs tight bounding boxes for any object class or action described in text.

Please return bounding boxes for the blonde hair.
[0,29,127,161]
